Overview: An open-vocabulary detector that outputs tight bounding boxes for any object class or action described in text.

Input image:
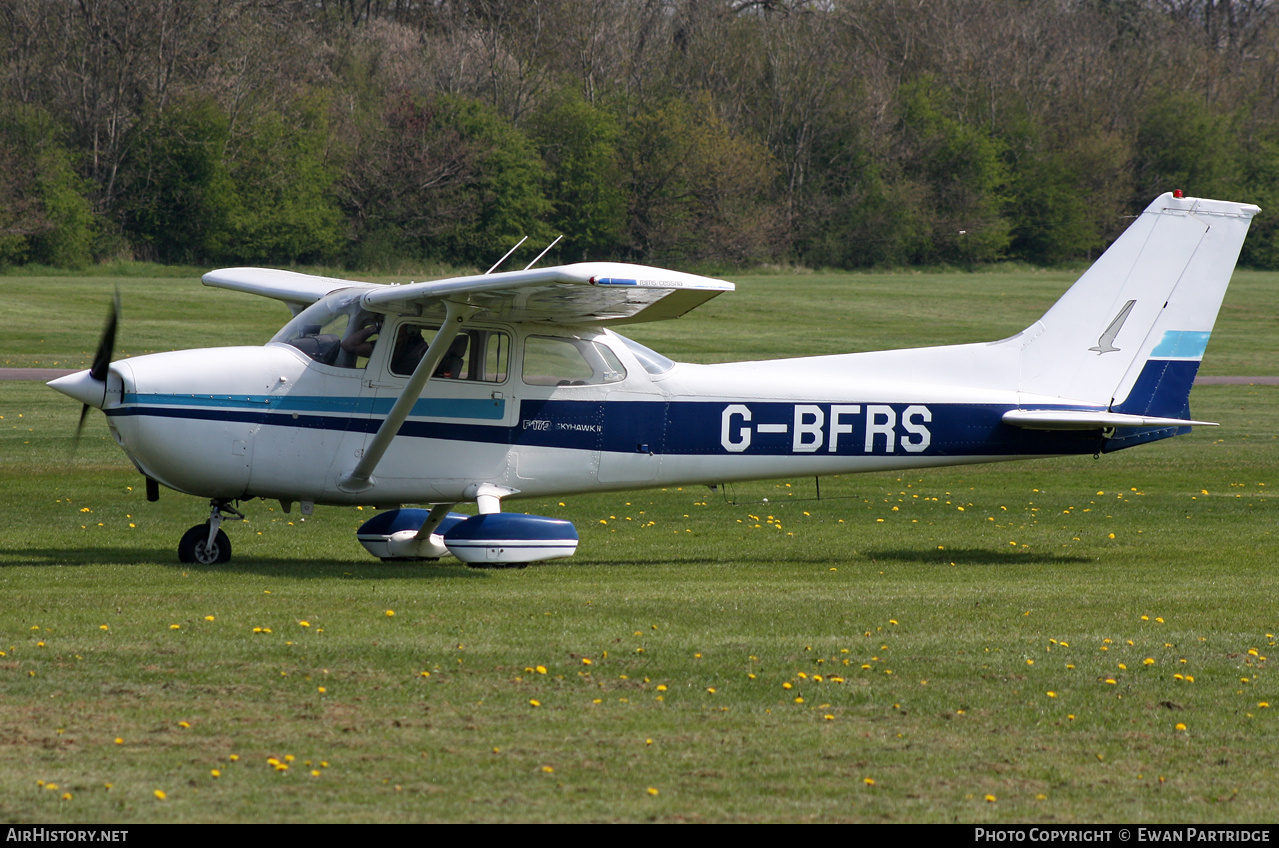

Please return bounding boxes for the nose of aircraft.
[48,369,107,409]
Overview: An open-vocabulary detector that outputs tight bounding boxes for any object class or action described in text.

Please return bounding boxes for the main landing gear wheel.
[178,524,232,564]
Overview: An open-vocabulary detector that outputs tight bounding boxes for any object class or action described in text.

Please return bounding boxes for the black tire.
[178,524,232,564]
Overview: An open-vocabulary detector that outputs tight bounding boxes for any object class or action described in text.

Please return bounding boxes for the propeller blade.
[74,403,91,447]
[89,287,120,383]
[69,287,121,452]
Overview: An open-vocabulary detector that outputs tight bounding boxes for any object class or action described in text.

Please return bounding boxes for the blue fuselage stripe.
[109,396,1107,458]
[121,392,505,420]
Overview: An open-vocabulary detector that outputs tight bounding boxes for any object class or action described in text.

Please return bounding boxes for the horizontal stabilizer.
[1003,409,1217,430]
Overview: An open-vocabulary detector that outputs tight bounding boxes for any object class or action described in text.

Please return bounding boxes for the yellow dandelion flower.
[61,793,72,801]
[99,625,109,631]
[154,790,167,800]
[114,737,123,745]
[178,721,190,729]
[169,624,180,630]
[985,794,997,803]
[529,699,541,707]
[1047,691,1057,698]
[385,610,395,617]
[211,769,221,778]
[541,765,554,774]
[1175,723,1187,731]
[863,777,875,786]
[647,787,659,796]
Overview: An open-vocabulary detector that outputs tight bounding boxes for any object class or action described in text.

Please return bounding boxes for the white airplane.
[50,192,1258,566]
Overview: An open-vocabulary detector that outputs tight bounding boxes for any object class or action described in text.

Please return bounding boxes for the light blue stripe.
[1150,330,1211,359]
[121,393,505,420]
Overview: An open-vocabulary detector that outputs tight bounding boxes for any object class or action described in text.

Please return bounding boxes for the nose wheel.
[178,500,243,564]
[178,524,232,564]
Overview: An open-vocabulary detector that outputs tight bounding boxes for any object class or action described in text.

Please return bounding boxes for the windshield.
[270,289,380,369]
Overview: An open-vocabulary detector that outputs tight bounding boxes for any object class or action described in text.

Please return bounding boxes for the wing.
[358,262,733,325]
[203,267,380,315]
[203,262,734,325]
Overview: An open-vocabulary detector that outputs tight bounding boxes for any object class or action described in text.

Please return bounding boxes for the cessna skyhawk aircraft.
[49,192,1258,566]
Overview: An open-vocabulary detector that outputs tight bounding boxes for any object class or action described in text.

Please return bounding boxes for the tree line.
[3,0,1279,271]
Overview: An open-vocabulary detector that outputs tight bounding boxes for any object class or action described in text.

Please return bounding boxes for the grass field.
[1,267,1277,822]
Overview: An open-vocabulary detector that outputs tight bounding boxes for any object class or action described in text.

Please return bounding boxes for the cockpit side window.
[388,323,510,382]
[522,335,627,386]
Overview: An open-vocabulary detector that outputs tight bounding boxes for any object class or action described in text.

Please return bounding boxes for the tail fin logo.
[1089,299,1136,354]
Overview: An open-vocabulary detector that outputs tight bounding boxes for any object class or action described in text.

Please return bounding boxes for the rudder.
[1017,193,1259,422]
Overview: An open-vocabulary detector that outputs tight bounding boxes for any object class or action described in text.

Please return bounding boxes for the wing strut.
[338,300,481,492]
[414,503,458,540]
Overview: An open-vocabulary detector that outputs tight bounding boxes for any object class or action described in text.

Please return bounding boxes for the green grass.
[1,268,1277,822]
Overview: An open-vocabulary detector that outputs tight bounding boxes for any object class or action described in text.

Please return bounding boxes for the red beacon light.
[1173,189,1184,198]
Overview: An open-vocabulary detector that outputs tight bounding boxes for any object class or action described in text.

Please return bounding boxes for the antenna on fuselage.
[523,234,563,270]
[485,236,528,275]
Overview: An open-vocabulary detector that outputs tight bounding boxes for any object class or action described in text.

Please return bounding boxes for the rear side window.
[522,335,627,386]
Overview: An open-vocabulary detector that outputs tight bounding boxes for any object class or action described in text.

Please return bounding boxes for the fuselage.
[98,314,1112,507]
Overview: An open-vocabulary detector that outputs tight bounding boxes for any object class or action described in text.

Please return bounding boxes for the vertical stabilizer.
[1018,193,1258,417]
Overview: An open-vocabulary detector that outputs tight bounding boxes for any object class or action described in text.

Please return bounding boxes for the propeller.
[73,288,121,445]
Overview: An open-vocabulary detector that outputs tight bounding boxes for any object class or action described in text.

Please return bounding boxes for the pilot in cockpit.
[341,314,383,359]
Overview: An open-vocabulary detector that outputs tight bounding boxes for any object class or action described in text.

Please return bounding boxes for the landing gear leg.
[178,500,244,564]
